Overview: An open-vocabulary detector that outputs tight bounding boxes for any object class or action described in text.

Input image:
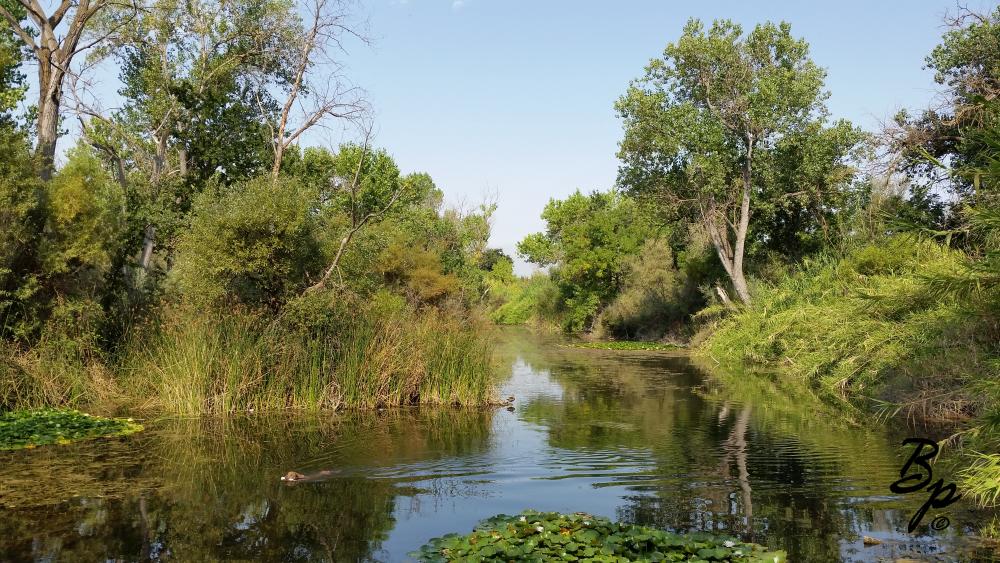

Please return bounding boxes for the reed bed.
[118,306,497,415]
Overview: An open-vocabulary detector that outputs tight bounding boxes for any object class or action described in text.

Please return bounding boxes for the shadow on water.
[0,327,997,562]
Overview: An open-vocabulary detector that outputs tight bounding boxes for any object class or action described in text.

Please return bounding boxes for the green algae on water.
[563,341,681,351]
[0,409,143,450]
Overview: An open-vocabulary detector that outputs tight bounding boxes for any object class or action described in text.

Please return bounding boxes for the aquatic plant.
[563,341,681,352]
[0,409,142,450]
[410,510,785,562]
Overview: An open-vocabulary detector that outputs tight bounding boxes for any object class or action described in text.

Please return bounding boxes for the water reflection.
[0,328,995,562]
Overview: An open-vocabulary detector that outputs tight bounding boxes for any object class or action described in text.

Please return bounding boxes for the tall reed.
[120,304,497,415]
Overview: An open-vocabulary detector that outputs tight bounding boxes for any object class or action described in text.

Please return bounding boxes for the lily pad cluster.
[564,341,680,351]
[410,510,785,562]
[0,409,143,450]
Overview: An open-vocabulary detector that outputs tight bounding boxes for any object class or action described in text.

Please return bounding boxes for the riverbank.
[695,236,1000,518]
[1,299,498,414]
[2,328,994,561]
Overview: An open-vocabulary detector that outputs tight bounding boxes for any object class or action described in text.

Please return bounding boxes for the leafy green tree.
[83,0,301,278]
[0,143,122,340]
[617,19,846,304]
[518,189,660,331]
[0,130,40,339]
[891,6,1000,207]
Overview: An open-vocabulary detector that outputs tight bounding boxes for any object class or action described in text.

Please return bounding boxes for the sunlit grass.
[119,306,497,414]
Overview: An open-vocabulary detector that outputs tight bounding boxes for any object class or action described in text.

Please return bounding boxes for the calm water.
[1,328,997,562]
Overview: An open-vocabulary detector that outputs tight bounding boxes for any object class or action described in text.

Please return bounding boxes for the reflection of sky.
[376,343,986,562]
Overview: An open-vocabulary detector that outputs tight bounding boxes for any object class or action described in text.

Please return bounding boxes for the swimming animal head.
[281,471,306,482]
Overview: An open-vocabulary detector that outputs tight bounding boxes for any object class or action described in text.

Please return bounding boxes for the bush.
[171,175,323,309]
[410,510,785,562]
[598,239,686,339]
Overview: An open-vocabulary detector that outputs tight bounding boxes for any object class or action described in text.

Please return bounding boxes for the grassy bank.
[699,236,997,418]
[1,297,497,415]
[697,235,1000,512]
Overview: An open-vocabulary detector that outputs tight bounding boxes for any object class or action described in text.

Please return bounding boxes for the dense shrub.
[171,175,323,309]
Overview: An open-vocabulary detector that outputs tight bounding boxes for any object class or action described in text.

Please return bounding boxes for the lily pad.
[0,409,143,451]
[410,510,785,562]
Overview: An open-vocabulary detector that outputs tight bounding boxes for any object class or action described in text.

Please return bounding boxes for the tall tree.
[0,0,135,179]
[268,0,368,178]
[890,6,1000,209]
[518,189,659,331]
[77,0,301,273]
[616,19,830,304]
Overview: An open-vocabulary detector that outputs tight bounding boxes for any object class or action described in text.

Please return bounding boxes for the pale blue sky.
[341,0,984,273]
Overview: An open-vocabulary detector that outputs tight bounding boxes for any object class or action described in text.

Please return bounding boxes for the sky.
[334,0,987,274]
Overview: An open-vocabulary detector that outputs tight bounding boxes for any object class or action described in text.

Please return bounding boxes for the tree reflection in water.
[0,328,992,562]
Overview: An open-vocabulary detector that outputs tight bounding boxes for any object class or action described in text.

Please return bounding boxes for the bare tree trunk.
[139,225,157,270]
[0,0,122,180]
[35,52,63,181]
[730,139,754,304]
[703,139,754,305]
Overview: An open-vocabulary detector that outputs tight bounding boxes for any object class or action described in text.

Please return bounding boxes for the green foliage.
[700,236,997,418]
[518,190,661,331]
[1,142,121,342]
[0,409,141,450]
[171,175,323,308]
[598,239,701,339]
[0,0,27,124]
[893,6,1000,201]
[617,18,863,302]
[328,143,410,217]
[490,274,561,326]
[410,510,785,562]
[961,452,1000,507]
[40,145,124,278]
[0,130,41,339]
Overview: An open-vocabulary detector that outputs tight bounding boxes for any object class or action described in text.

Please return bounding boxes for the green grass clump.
[699,236,998,419]
[410,510,785,562]
[564,341,681,351]
[120,300,497,415]
[0,409,142,450]
[961,452,1000,507]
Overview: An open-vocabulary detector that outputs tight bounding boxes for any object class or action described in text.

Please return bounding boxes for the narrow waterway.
[0,328,993,562]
